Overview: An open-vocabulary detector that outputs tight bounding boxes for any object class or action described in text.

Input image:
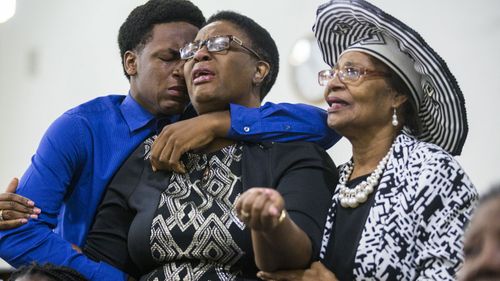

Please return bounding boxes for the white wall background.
[0,0,499,198]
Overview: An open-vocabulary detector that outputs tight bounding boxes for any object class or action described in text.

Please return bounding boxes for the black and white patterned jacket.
[320,132,478,280]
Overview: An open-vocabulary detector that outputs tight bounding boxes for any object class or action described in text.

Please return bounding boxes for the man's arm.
[1,220,126,280]
[0,113,126,281]
[151,102,341,172]
[228,102,340,148]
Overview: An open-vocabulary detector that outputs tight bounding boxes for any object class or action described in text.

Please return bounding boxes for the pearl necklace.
[338,144,394,208]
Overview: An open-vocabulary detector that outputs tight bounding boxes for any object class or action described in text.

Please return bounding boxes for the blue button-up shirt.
[0,94,340,281]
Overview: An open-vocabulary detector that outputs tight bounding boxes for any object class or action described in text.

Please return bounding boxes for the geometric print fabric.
[147,144,245,281]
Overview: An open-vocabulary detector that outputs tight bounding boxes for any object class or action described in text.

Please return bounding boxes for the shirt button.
[243,126,250,133]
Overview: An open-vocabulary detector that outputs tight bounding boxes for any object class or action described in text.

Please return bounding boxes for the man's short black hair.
[8,262,88,281]
[206,11,279,100]
[118,0,205,79]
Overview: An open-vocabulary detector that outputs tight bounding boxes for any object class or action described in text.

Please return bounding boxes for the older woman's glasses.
[180,35,262,60]
[318,66,390,86]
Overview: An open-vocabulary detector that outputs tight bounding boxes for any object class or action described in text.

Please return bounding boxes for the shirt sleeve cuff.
[227,103,261,139]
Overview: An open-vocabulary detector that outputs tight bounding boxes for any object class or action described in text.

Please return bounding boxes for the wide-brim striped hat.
[313,0,468,156]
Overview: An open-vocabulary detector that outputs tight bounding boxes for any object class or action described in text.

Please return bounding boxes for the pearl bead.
[365,184,374,194]
[348,198,358,208]
[356,192,368,203]
[337,143,394,208]
[340,197,349,207]
[367,177,376,185]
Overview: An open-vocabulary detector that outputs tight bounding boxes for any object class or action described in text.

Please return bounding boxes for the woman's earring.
[392,108,399,127]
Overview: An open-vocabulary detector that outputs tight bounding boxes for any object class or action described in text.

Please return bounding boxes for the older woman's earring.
[392,108,399,127]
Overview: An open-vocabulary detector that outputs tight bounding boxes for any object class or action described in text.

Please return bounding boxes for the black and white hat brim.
[313,0,468,156]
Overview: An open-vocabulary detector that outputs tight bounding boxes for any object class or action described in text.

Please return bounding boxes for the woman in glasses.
[81,10,337,281]
[258,0,477,280]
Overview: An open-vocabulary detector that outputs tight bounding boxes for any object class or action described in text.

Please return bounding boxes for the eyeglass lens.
[318,67,363,86]
[181,36,231,59]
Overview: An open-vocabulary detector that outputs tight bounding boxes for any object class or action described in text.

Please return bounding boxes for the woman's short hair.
[205,11,279,100]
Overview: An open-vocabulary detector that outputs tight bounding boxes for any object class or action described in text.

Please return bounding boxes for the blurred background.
[0,0,499,223]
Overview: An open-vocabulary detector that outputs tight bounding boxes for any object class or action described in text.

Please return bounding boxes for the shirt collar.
[120,93,183,133]
[120,93,155,133]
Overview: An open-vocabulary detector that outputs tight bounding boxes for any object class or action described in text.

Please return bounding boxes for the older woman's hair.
[205,11,279,100]
[8,262,88,281]
[368,56,422,135]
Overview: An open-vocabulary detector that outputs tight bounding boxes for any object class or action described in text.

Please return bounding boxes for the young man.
[0,0,339,280]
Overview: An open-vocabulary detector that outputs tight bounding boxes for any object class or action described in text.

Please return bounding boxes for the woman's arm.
[236,142,337,271]
[236,188,312,271]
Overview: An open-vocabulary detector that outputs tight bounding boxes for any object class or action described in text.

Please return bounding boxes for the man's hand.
[150,111,230,173]
[0,178,41,230]
[257,261,338,281]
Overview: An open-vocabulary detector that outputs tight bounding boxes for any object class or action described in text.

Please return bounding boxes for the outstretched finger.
[0,209,38,221]
[0,193,37,210]
[0,218,28,230]
[5,178,19,193]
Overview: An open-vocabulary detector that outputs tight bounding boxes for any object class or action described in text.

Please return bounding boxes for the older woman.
[82,10,337,281]
[258,0,478,280]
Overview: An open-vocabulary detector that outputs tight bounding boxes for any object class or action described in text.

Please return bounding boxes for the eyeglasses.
[180,35,262,60]
[318,65,390,86]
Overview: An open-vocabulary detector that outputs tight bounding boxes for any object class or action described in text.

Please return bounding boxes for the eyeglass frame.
[179,35,263,61]
[317,65,391,86]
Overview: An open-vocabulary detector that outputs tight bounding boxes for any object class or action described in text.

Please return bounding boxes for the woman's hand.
[0,178,41,230]
[257,261,338,281]
[235,187,285,231]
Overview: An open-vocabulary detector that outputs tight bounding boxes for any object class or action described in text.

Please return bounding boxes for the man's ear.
[124,50,137,77]
[253,61,270,85]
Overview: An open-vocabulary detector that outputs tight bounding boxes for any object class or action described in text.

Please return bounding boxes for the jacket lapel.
[353,134,414,278]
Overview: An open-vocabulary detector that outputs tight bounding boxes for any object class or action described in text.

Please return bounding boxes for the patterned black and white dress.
[320,132,478,280]
[84,139,337,281]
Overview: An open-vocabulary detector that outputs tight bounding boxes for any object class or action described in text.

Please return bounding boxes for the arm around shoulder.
[228,102,341,149]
